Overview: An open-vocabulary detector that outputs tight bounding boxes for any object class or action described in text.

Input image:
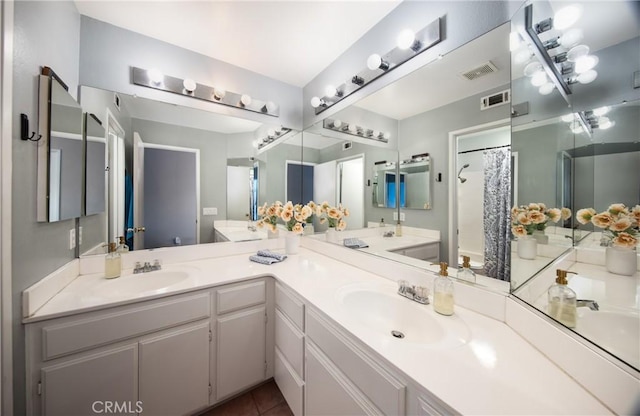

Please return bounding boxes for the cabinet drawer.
[216,280,266,315]
[275,283,304,330]
[275,309,304,378]
[275,348,304,416]
[42,293,210,360]
[306,308,405,415]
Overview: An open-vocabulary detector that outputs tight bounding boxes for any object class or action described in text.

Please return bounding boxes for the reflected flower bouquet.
[257,201,314,235]
[318,201,349,231]
[511,203,571,238]
[576,204,640,248]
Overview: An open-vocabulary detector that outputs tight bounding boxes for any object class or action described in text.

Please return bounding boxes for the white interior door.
[338,157,364,230]
[227,166,250,221]
[133,132,145,250]
[313,160,337,206]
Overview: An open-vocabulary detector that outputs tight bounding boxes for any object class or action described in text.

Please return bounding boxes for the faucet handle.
[133,261,142,274]
[152,259,162,270]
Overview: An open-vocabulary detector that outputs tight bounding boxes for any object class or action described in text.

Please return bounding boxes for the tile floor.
[199,379,293,416]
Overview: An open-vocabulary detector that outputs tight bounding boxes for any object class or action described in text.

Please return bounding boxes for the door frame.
[448,118,510,266]
[334,153,365,228]
[105,109,125,245]
[142,142,201,245]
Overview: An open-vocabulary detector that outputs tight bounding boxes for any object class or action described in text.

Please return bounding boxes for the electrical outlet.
[203,207,218,216]
[393,212,398,221]
[78,226,83,245]
[400,212,405,221]
[69,229,76,250]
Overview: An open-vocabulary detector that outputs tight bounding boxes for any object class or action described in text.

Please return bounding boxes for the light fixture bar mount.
[322,119,389,143]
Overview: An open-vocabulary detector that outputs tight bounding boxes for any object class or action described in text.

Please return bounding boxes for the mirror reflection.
[398,154,431,210]
[84,113,106,216]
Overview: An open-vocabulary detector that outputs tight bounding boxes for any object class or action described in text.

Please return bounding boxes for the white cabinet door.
[139,321,210,416]
[216,306,266,400]
[305,342,378,416]
[41,344,137,416]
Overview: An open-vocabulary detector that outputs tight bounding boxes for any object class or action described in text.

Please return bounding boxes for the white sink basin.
[91,267,197,299]
[336,281,471,348]
[576,309,639,369]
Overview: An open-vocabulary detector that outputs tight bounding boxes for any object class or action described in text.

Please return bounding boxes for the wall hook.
[20,113,42,141]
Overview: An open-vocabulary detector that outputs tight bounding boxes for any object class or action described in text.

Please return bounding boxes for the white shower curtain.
[483,148,511,281]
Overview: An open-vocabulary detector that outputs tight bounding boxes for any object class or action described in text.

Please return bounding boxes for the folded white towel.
[249,255,281,265]
[256,250,287,262]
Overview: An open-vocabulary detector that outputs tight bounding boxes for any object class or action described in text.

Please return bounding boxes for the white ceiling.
[74,0,401,87]
[354,23,511,120]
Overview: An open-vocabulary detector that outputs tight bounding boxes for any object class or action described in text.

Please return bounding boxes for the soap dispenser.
[433,262,454,316]
[379,218,386,235]
[395,221,403,237]
[457,256,476,284]
[117,236,129,253]
[547,269,577,328]
[105,242,121,279]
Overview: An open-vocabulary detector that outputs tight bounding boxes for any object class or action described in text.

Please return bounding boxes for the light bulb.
[553,4,582,30]
[509,31,522,52]
[531,71,548,87]
[310,96,323,108]
[567,44,589,62]
[561,113,575,123]
[382,132,391,140]
[593,106,610,117]
[539,83,555,95]
[397,29,418,50]
[252,140,260,149]
[598,117,613,130]
[574,55,599,74]
[372,130,380,138]
[213,87,226,100]
[348,124,357,134]
[325,85,337,97]
[183,78,196,93]
[240,94,252,106]
[523,62,542,77]
[265,101,278,113]
[569,121,583,134]
[514,48,533,64]
[333,119,342,129]
[267,128,276,138]
[147,68,163,84]
[558,28,583,48]
[367,54,389,71]
[577,70,597,84]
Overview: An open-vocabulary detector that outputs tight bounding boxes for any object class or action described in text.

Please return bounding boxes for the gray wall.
[79,16,303,130]
[258,142,304,206]
[131,118,228,244]
[397,85,510,261]
[11,1,80,413]
[303,1,520,127]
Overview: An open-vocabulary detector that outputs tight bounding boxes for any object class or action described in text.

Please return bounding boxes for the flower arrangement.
[511,203,571,238]
[318,201,349,231]
[257,201,314,235]
[576,203,639,248]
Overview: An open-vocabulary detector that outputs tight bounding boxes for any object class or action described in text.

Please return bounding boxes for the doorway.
[106,110,125,246]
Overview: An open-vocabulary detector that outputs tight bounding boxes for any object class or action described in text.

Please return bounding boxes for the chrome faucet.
[397,280,429,305]
[576,299,599,311]
[133,259,162,274]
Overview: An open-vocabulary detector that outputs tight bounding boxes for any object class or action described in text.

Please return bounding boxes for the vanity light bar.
[311,17,441,115]
[256,127,293,151]
[322,119,389,143]
[131,67,279,117]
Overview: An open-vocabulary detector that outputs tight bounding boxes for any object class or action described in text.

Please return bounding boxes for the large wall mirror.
[78,85,298,254]
[84,113,106,216]
[37,68,84,222]
[510,0,640,372]
[302,23,512,291]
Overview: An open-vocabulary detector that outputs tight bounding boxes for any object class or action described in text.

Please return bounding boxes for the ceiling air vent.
[461,61,498,81]
[342,141,353,151]
[481,89,511,111]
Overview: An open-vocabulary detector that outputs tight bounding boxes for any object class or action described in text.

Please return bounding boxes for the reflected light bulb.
[347,124,357,134]
[558,28,583,48]
[577,70,597,84]
[397,29,417,50]
[372,130,380,138]
[183,78,196,93]
[554,4,582,30]
[240,94,252,106]
[325,85,337,97]
[593,106,610,117]
[383,132,391,140]
[539,83,555,95]
[310,96,323,108]
[574,55,599,74]
[514,48,533,64]
[213,87,226,100]
[561,113,575,123]
[252,140,260,149]
[265,101,278,113]
[531,71,548,87]
[267,128,276,138]
[367,54,389,71]
[570,121,583,134]
[523,62,542,77]
[333,119,342,129]
[567,44,589,62]
[509,31,522,52]
[147,68,163,85]
[598,117,613,129]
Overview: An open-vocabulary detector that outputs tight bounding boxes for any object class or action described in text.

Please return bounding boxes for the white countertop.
[26,246,610,415]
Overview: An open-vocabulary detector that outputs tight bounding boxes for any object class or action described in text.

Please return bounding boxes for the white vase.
[267,228,279,239]
[517,235,537,260]
[533,230,549,245]
[303,223,314,236]
[605,246,637,276]
[285,232,301,255]
[326,228,339,243]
